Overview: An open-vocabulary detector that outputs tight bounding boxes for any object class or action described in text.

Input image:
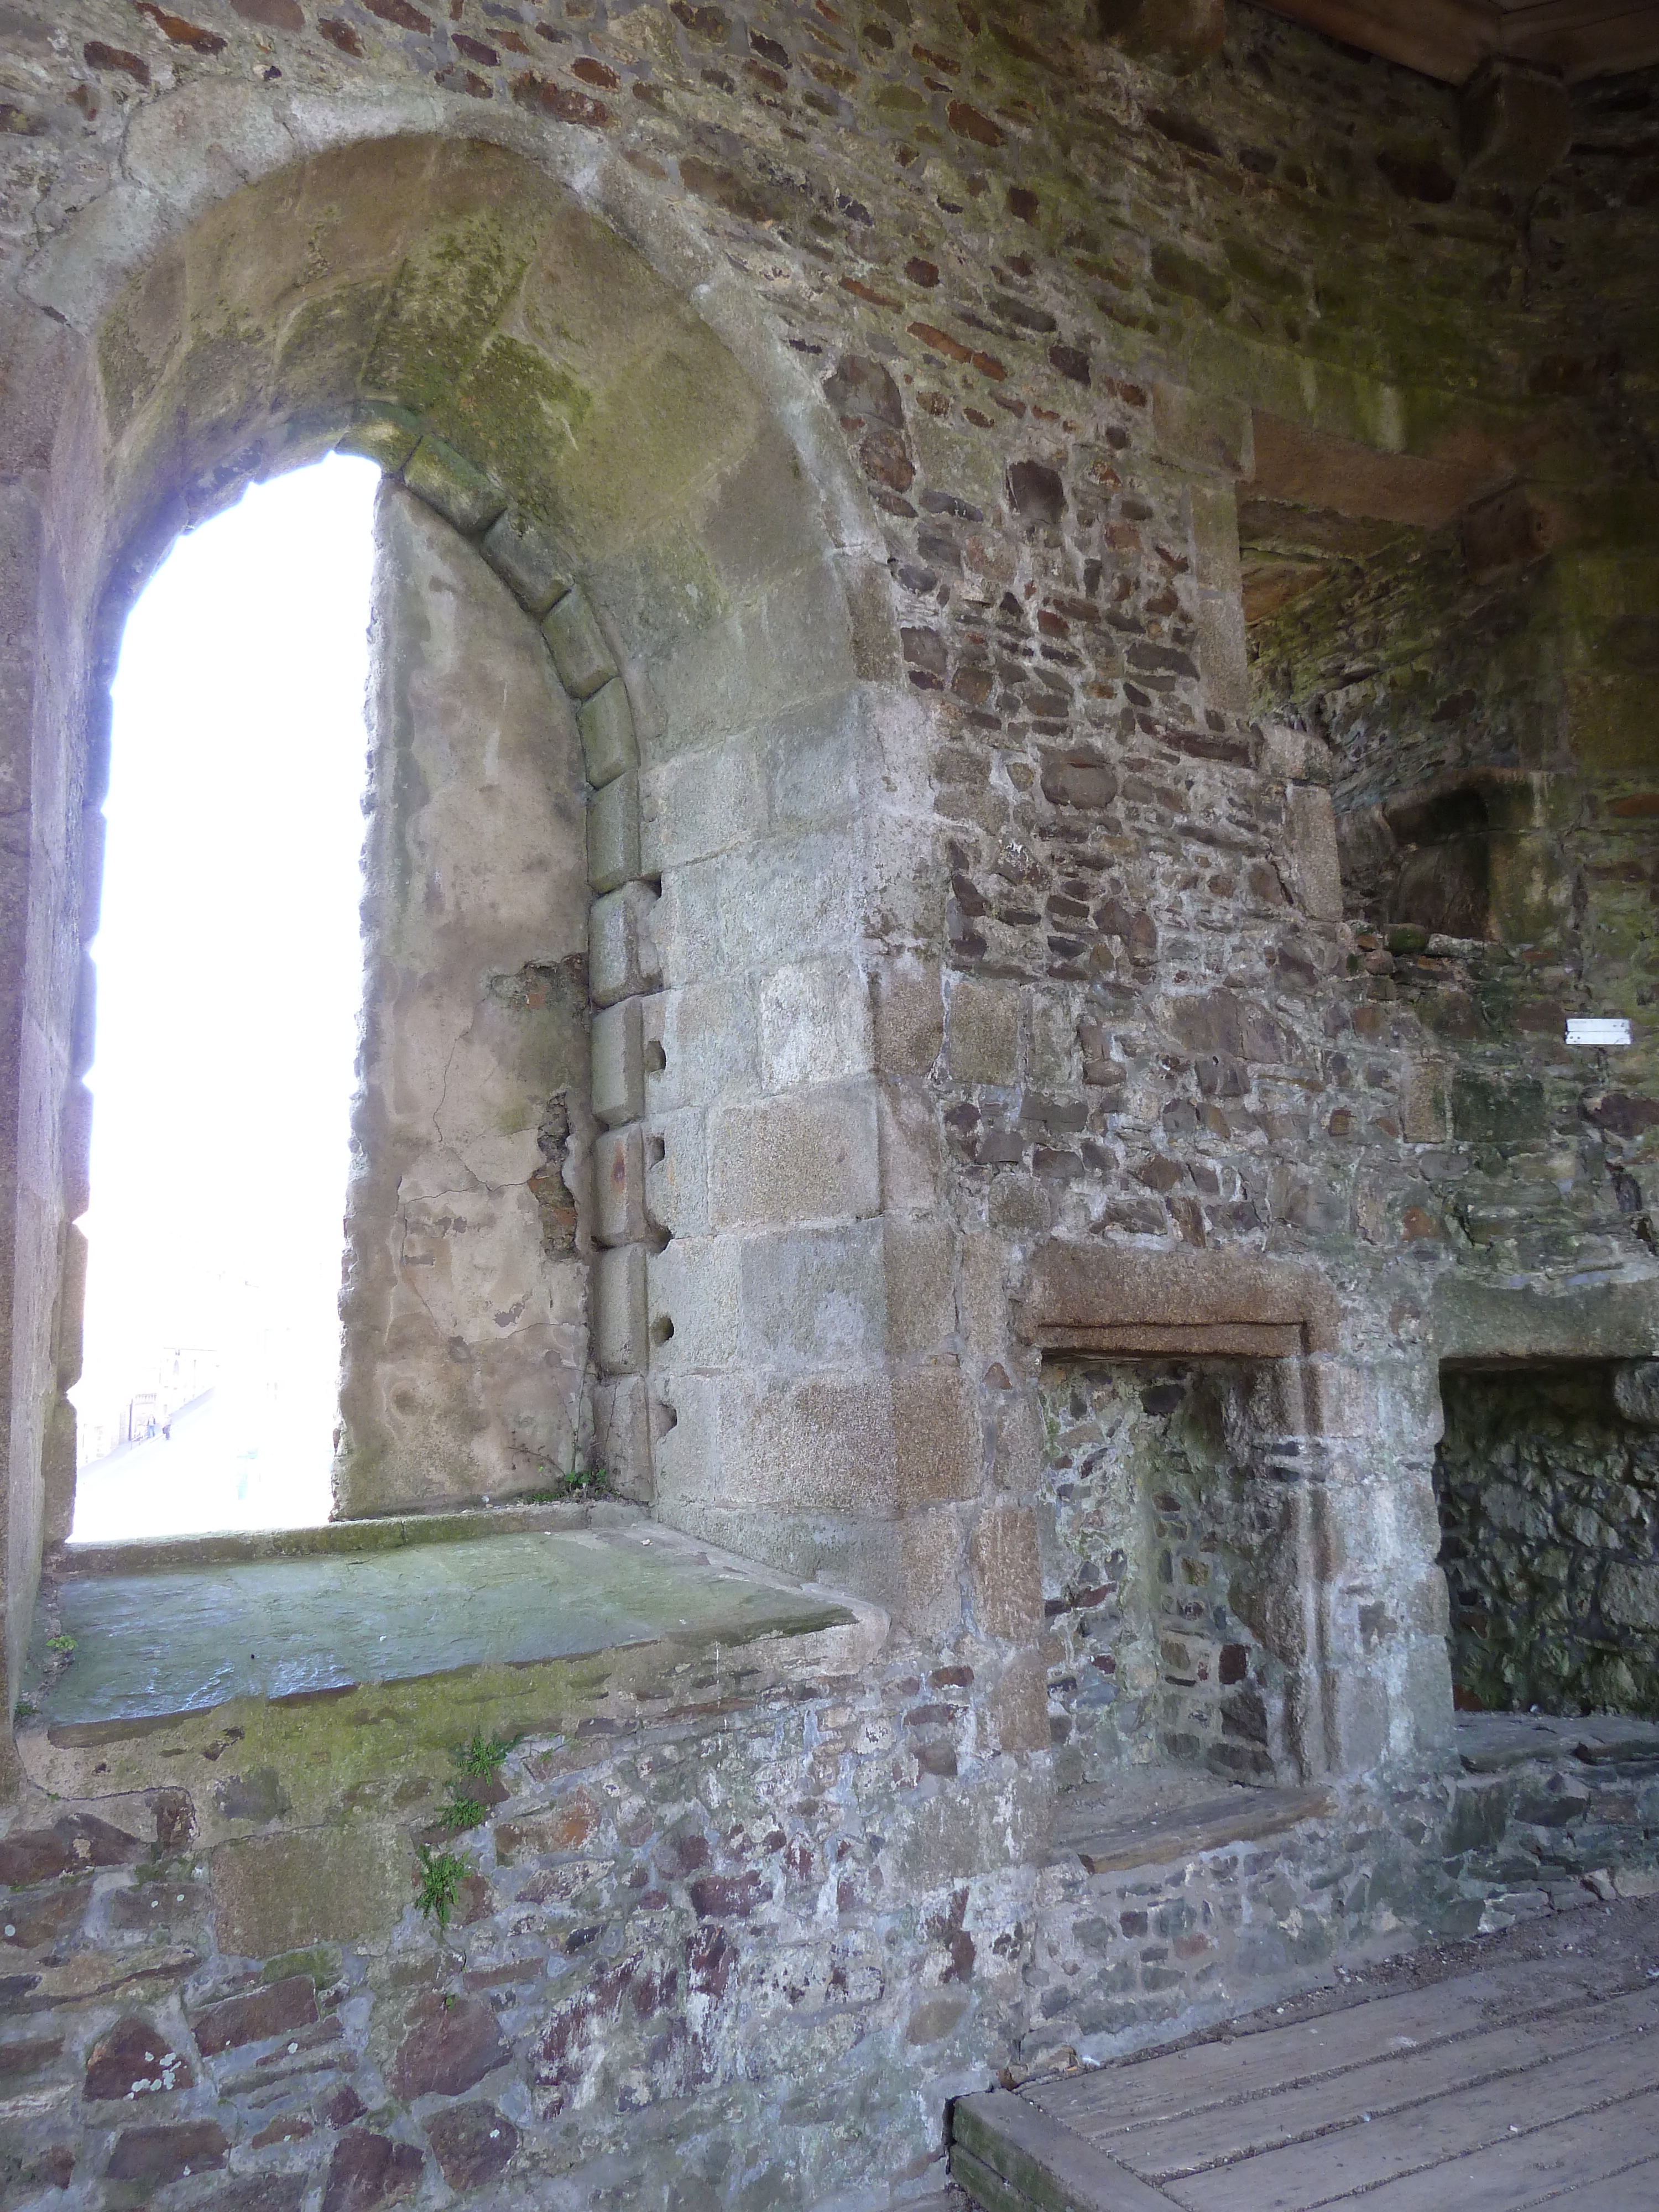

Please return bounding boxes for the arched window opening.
[69,456,380,1542]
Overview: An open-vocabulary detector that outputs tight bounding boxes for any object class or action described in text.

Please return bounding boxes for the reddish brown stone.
[686,1921,734,1997]
[14,2147,72,2192]
[670,1,729,34]
[909,321,973,365]
[319,17,363,53]
[106,2122,229,2184]
[251,2113,314,2148]
[0,1830,74,1886]
[84,2016,192,2100]
[948,99,1004,147]
[363,0,432,28]
[1587,1093,1659,1138]
[687,1871,763,1918]
[657,1824,711,1876]
[2,1881,88,1948]
[0,2034,62,2080]
[132,2,227,53]
[322,2131,423,2212]
[82,41,150,81]
[321,2083,367,2128]
[823,352,904,430]
[152,1790,195,1849]
[389,1992,505,2100]
[508,71,610,126]
[424,2100,518,2190]
[1,1813,138,1887]
[859,427,915,492]
[192,1974,317,2056]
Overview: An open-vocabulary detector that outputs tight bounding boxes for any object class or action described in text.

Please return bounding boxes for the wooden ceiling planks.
[1250,0,1659,82]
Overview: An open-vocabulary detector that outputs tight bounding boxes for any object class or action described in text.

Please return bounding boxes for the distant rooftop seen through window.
[69,455,380,1543]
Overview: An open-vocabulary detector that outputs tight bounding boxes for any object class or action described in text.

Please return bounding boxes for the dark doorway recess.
[1436,1360,1659,1719]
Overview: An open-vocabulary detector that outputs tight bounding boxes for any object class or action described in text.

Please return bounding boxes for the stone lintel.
[1434,1273,1659,1366]
[1033,1322,1308,1358]
[1016,1241,1339,1358]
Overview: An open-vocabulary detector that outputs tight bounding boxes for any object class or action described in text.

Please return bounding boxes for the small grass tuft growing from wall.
[414,1843,468,1928]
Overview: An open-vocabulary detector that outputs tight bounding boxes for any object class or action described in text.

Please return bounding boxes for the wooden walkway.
[951,1898,1659,2211]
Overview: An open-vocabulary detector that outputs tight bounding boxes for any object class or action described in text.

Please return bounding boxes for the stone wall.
[1437,1361,1659,1718]
[0,0,1656,2201]
[2,0,1653,1747]
[338,485,594,1515]
[7,1608,1659,2210]
[1038,1357,1290,1788]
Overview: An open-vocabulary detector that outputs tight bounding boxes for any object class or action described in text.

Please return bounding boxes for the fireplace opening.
[1434,1359,1659,1719]
[1041,1357,1291,1791]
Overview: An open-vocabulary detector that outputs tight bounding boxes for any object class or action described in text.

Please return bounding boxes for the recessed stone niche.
[1435,1360,1659,1719]
[1040,1359,1287,1790]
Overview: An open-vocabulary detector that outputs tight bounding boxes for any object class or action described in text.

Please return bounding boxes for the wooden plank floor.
[952,1897,1659,2211]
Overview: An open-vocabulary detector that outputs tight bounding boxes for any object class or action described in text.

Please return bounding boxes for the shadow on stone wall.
[1437,1359,1659,1717]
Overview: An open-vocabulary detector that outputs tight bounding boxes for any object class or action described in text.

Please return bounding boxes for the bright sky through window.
[70,455,380,1541]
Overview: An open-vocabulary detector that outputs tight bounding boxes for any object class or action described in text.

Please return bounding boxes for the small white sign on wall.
[1566,1016,1632,1047]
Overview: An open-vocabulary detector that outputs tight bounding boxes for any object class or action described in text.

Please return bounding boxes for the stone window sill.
[18,1515,885,1811]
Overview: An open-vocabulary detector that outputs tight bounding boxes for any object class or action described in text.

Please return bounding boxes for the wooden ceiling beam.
[1249,0,1659,82]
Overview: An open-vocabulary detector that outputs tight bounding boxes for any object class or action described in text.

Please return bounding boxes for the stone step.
[1050,1773,1332,1875]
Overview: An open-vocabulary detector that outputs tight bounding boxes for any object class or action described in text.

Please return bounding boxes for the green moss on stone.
[365,213,541,415]
[437,332,592,524]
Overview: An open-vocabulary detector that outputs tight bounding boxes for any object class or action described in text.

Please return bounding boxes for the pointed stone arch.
[1,114,968,1765]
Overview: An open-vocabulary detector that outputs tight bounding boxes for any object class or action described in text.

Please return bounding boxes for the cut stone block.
[588,771,641,895]
[644,1110,708,1239]
[758,957,874,1089]
[708,1083,882,1229]
[874,961,944,1081]
[594,1243,649,1376]
[591,1374,651,1502]
[969,1503,1042,1640]
[336,405,420,473]
[883,1218,956,1357]
[593,1124,646,1247]
[649,1235,740,1370]
[592,999,644,1129]
[544,585,618,700]
[579,679,638,788]
[482,508,571,615]
[589,881,661,1007]
[893,1363,978,1507]
[1285,782,1343,921]
[641,981,758,1115]
[640,738,765,872]
[947,977,1020,1086]
[402,435,507,536]
[1460,56,1573,191]
[736,1222,886,1368]
[211,1825,405,1958]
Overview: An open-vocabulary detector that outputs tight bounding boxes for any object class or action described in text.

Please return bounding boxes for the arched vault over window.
[0,114,966,1769]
